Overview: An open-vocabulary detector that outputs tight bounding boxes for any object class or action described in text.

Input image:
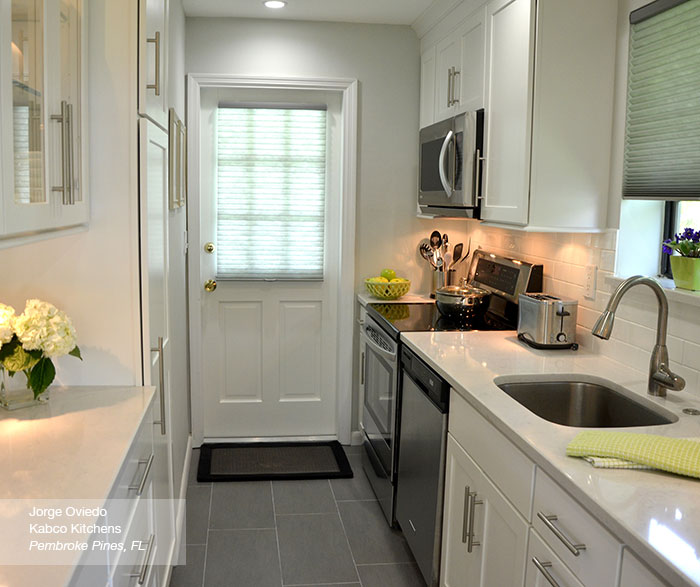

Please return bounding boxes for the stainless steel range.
[359,250,543,586]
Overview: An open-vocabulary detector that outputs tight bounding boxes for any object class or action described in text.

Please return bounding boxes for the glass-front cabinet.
[0,0,87,241]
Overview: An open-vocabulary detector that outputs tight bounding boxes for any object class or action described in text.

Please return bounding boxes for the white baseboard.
[351,430,364,446]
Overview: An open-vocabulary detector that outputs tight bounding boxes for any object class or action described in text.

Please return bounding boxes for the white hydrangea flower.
[14,299,78,358]
[0,303,15,348]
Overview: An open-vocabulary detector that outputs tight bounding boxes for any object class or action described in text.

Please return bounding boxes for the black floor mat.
[197,440,354,482]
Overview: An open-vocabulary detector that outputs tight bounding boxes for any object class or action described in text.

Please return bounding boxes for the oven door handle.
[438,130,454,199]
[363,329,397,363]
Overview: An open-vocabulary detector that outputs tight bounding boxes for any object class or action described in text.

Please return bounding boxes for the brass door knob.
[204,279,217,292]
[204,242,215,254]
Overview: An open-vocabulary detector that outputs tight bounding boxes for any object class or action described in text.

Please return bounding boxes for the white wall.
[185,17,471,296]
[0,0,141,386]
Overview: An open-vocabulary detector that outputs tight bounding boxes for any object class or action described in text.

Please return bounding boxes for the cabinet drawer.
[619,549,669,587]
[449,389,535,519]
[106,410,155,533]
[526,528,584,587]
[533,470,621,587]
[111,483,157,587]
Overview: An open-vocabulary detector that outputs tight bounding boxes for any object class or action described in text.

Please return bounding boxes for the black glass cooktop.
[366,302,515,341]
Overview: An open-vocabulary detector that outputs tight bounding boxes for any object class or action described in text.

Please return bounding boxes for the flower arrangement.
[0,300,81,399]
[662,227,700,257]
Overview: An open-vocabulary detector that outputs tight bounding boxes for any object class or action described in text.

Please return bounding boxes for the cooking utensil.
[450,243,463,269]
[430,230,443,268]
[419,241,437,269]
[435,280,491,320]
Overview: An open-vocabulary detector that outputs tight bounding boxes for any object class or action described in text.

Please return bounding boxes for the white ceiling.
[181,0,435,26]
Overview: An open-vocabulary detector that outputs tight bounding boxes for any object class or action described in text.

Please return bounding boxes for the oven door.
[360,317,398,478]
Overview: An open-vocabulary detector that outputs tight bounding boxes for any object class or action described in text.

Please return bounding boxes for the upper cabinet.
[138,0,168,127]
[421,6,486,128]
[418,0,618,231]
[0,0,88,240]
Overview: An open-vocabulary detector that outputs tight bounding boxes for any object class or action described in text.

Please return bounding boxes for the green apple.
[380,268,397,281]
[369,276,389,283]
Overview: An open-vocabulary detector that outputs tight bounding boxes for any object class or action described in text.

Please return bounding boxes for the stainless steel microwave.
[418,110,483,218]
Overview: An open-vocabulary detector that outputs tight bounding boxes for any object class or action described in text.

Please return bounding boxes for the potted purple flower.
[662,227,700,291]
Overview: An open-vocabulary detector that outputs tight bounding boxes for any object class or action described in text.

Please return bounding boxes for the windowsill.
[605,274,700,308]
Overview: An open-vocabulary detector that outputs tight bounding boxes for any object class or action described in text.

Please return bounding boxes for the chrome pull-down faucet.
[591,275,685,397]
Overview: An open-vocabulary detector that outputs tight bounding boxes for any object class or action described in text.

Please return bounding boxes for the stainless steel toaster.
[517,293,578,349]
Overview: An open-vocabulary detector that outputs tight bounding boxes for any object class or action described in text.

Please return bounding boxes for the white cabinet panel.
[533,469,621,587]
[441,434,529,587]
[481,0,532,225]
[420,45,437,128]
[526,528,584,587]
[138,0,168,127]
[0,0,88,239]
[435,32,461,123]
[619,549,669,587]
[456,7,485,113]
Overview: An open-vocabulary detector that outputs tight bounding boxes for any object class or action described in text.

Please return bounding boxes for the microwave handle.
[438,130,454,199]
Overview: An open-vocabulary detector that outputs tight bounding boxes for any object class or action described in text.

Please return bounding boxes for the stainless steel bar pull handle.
[51,101,70,204]
[130,533,156,585]
[128,453,154,495]
[447,67,453,107]
[147,31,161,96]
[532,557,562,587]
[151,336,166,435]
[537,512,586,556]
[475,148,485,201]
[466,490,482,553]
[451,68,460,105]
[461,485,470,543]
[66,103,74,205]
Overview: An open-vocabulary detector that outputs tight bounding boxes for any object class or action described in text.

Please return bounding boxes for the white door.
[138,117,175,579]
[199,88,342,440]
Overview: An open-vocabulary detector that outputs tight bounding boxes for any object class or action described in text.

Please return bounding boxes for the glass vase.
[0,367,49,410]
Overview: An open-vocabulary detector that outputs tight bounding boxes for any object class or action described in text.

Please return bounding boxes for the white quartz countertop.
[0,386,155,587]
[401,331,700,587]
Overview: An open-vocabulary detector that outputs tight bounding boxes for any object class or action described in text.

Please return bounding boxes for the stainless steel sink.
[494,377,679,427]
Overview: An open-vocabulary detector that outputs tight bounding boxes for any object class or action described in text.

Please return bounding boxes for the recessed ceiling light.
[263,0,286,8]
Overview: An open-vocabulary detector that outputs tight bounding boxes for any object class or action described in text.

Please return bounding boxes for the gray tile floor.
[170,446,426,587]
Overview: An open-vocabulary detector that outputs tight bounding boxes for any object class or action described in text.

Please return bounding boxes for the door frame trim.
[186,74,358,446]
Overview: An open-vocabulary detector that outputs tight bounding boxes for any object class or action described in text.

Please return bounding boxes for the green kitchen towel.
[566,431,700,479]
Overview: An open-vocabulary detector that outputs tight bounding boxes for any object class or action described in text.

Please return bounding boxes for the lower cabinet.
[525,528,584,587]
[69,394,174,587]
[619,550,669,587]
[441,433,528,586]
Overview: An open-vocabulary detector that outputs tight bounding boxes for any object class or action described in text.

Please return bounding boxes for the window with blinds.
[623,0,700,199]
[215,106,327,280]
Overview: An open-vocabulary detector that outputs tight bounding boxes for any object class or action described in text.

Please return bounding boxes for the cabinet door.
[420,45,436,129]
[525,529,584,587]
[51,0,88,227]
[1,0,54,235]
[0,0,87,239]
[441,434,528,587]
[434,32,460,123]
[139,118,175,584]
[456,8,486,113]
[619,550,669,587]
[138,0,168,127]
[481,0,533,225]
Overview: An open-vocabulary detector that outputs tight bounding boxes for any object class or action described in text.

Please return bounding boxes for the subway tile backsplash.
[469,225,700,398]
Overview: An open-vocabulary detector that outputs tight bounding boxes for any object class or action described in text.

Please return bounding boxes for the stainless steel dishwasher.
[395,345,449,587]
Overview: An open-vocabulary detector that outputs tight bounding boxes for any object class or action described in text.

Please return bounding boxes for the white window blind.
[623,0,700,199]
[216,106,327,280]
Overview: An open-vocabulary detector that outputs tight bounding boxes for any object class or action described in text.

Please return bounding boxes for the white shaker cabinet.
[138,0,169,127]
[138,117,176,586]
[0,0,88,240]
[619,550,670,587]
[525,528,584,587]
[441,433,529,587]
[480,0,618,230]
[420,6,485,128]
